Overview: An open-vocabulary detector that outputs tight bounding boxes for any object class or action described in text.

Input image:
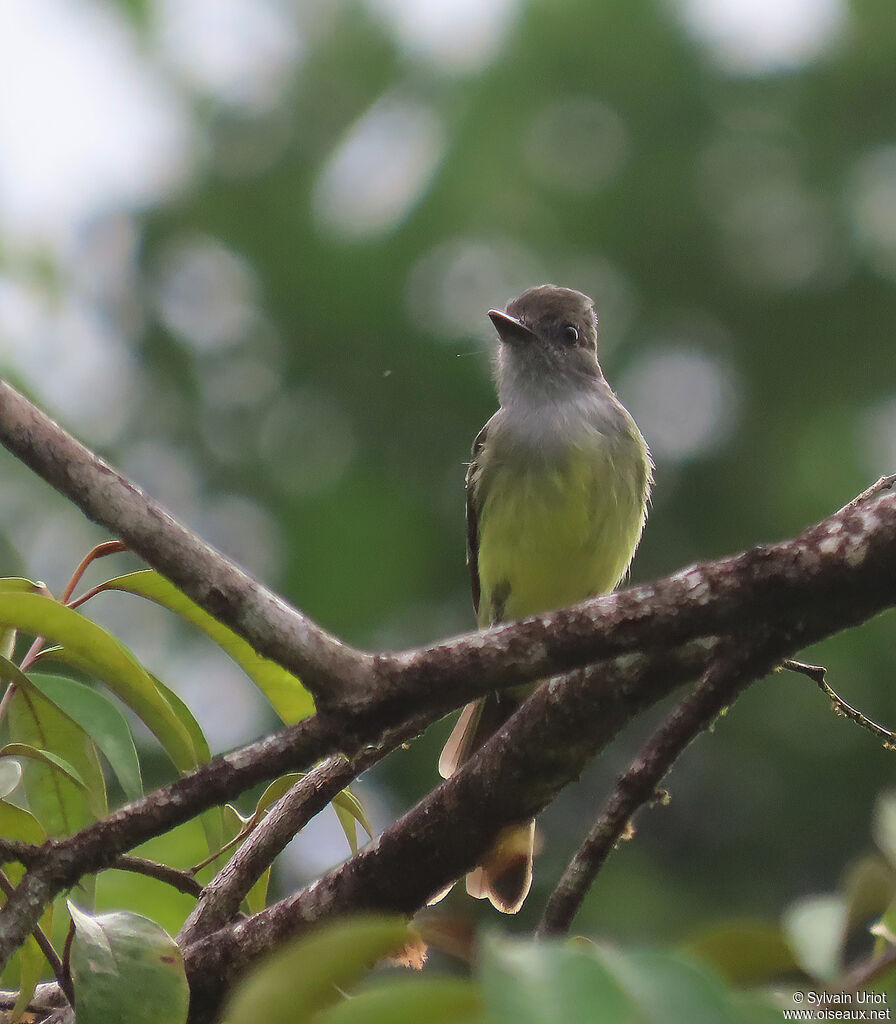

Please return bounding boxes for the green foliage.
[318,978,483,1024]
[26,672,142,802]
[67,903,189,1024]
[686,791,896,1000]
[0,566,368,999]
[221,916,413,1022]
[223,916,783,1024]
[92,571,315,723]
[0,592,196,771]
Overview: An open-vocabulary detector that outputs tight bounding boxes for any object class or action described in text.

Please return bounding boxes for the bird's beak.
[488,309,538,345]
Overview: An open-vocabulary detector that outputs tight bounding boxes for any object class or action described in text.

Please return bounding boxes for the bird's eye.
[562,324,579,344]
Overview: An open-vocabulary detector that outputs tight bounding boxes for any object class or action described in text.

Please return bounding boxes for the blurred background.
[1,0,895,950]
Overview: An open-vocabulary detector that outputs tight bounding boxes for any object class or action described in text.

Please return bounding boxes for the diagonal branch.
[536,641,754,938]
[178,752,375,945]
[0,379,368,706]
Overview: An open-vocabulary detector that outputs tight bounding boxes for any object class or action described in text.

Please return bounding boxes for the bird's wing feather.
[465,418,491,617]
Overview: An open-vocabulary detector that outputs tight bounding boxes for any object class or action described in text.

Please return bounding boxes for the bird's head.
[490,284,603,404]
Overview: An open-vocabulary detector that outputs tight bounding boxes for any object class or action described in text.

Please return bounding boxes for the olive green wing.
[465,419,490,618]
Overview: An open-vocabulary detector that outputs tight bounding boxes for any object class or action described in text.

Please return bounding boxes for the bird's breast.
[475,430,648,627]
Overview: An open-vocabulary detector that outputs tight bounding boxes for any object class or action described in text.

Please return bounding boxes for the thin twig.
[783,659,896,748]
[112,856,204,898]
[536,641,754,938]
[0,869,74,1007]
[836,474,896,515]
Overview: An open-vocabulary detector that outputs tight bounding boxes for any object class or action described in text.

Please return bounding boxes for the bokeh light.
[669,0,847,74]
[313,94,447,240]
[0,0,192,248]
[364,0,522,74]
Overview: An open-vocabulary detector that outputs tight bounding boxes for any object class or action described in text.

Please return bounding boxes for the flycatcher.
[439,284,652,913]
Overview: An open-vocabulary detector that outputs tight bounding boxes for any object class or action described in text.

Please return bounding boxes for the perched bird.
[439,284,652,913]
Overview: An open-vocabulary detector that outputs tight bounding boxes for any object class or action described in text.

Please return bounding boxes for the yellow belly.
[476,445,647,627]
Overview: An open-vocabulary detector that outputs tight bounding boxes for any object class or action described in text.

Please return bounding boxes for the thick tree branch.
[536,643,753,937]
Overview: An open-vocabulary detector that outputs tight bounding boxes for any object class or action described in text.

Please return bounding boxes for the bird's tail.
[437,694,535,914]
[466,821,535,914]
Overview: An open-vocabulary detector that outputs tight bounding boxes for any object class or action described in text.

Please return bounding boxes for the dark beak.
[488,309,538,345]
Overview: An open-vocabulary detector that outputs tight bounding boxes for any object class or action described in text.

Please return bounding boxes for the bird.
[438,284,652,913]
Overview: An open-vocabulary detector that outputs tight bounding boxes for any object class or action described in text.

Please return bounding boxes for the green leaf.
[874,791,896,868]
[333,785,373,852]
[317,979,483,1024]
[0,578,48,594]
[67,903,189,1024]
[0,757,23,799]
[14,932,48,1021]
[152,676,225,857]
[0,798,47,848]
[249,772,372,857]
[153,676,211,764]
[89,571,314,723]
[842,855,896,934]
[0,578,40,659]
[683,920,798,984]
[334,801,359,854]
[0,742,90,792]
[479,937,643,1024]
[732,992,792,1024]
[251,773,305,821]
[0,628,14,661]
[599,947,740,1024]
[244,871,271,916]
[1,740,105,822]
[222,916,411,1023]
[5,673,107,836]
[26,673,143,802]
[0,593,196,770]
[479,939,782,1024]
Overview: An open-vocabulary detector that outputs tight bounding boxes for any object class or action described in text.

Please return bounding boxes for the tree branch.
[0,869,74,1007]
[113,856,205,899]
[536,642,753,937]
[179,752,373,945]
[0,379,367,706]
[784,659,896,747]
[0,982,66,1013]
